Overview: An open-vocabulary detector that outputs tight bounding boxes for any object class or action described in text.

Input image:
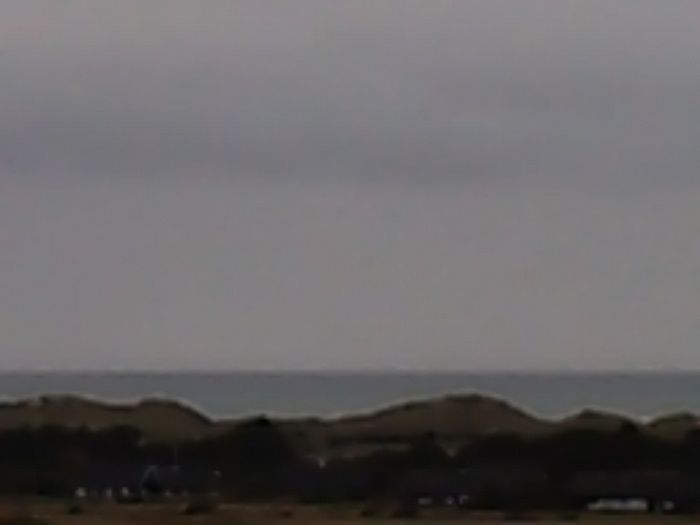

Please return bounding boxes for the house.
[141,464,222,496]
[73,464,145,501]
[568,470,700,513]
[397,469,470,508]
[73,463,221,502]
[286,462,377,502]
[397,465,550,509]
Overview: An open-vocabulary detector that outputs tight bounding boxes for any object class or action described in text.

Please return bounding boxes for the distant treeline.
[5,418,700,503]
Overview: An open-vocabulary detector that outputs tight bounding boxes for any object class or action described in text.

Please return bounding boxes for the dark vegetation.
[0,517,53,525]
[4,418,700,512]
[182,495,219,515]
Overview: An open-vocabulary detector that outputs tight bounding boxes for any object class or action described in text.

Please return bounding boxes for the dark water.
[0,372,698,420]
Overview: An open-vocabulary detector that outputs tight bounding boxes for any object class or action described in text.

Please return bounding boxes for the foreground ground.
[2,503,700,525]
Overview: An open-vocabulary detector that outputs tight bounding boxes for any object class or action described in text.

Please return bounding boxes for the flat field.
[0,502,699,525]
[1,503,699,525]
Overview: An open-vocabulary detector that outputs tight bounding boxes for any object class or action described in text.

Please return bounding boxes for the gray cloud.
[2,181,700,371]
[2,2,700,372]
[2,1,700,186]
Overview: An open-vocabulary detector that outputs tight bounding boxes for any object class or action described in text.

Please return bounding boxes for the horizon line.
[1,368,699,375]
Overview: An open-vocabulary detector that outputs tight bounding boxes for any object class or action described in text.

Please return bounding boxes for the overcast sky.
[1,1,699,371]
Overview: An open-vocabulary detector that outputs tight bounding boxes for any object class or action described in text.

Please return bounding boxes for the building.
[397,465,550,509]
[73,463,221,502]
[569,470,700,513]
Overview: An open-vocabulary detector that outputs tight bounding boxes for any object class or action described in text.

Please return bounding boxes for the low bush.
[392,502,419,519]
[501,510,532,521]
[557,510,579,521]
[182,496,219,515]
[0,516,53,525]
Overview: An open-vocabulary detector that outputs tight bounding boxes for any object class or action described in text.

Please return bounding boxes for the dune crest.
[0,393,696,450]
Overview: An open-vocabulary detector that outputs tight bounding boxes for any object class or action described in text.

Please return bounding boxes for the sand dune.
[0,393,697,453]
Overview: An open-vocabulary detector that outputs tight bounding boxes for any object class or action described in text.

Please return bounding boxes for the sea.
[0,372,698,420]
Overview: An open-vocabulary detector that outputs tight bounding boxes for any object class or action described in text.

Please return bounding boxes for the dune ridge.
[0,393,697,452]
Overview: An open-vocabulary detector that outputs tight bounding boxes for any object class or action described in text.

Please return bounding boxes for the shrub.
[0,516,53,525]
[557,510,579,521]
[182,496,219,515]
[360,505,379,517]
[502,510,531,521]
[392,502,419,519]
